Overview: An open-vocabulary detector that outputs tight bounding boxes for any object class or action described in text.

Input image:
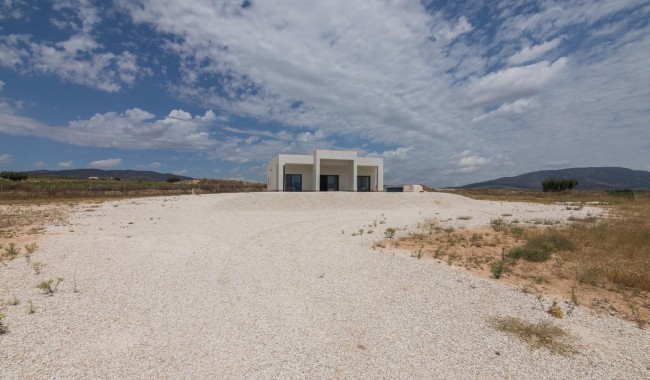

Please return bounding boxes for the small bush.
[384,227,396,239]
[507,247,551,262]
[490,218,507,232]
[166,176,180,183]
[4,243,21,260]
[506,231,574,263]
[491,259,507,279]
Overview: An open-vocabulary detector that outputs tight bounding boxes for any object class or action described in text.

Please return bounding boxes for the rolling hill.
[27,169,194,182]
[460,167,650,190]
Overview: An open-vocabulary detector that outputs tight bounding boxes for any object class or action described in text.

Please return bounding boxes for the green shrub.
[491,259,507,279]
[0,171,28,181]
[490,218,507,232]
[166,176,180,183]
[506,232,574,263]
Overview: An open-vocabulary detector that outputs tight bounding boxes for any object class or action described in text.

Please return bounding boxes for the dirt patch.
[0,201,76,261]
[377,222,650,327]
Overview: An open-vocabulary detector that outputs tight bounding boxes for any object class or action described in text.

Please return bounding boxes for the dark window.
[284,174,302,191]
[320,175,339,191]
[357,176,371,192]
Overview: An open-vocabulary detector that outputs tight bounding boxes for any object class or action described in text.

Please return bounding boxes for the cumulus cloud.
[0,103,218,150]
[57,161,73,168]
[34,161,45,167]
[89,158,122,169]
[0,153,12,163]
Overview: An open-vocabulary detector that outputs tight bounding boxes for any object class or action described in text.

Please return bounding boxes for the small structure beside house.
[267,150,383,192]
[385,184,424,192]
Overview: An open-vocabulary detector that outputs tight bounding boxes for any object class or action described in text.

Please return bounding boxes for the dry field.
[383,197,650,325]
[0,192,649,379]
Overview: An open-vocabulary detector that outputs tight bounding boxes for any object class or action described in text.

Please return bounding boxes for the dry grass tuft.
[491,317,575,355]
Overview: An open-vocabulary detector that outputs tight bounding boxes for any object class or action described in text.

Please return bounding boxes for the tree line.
[541,178,578,192]
[0,171,28,181]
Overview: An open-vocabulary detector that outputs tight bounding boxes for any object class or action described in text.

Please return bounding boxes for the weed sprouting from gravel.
[36,277,63,296]
[548,299,564,318]
[0,314,8,334]
[4,242,21,260]
[7,296,20,306]
[491,317,575,355]
[384,227,396,239]
[31,261,46,275]
[24,243,38,264]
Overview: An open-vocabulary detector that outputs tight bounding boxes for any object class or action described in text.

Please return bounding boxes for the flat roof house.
[267,150,384,192]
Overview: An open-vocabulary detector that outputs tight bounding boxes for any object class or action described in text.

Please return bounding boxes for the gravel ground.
[1,192,648,379]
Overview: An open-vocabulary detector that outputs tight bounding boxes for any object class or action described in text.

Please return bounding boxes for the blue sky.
[0,0,648,186]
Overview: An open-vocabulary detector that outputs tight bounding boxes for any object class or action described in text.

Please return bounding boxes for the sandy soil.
[1,192,648,379]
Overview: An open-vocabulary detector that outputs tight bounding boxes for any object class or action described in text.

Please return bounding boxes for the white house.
[267,150,384,192]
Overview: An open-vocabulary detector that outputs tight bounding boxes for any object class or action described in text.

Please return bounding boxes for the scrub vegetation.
[491,317,576,355]
[0,177,265,200]
[383,189,650,326]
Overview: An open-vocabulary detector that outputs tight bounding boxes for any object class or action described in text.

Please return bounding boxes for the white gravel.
[1,192,648,379]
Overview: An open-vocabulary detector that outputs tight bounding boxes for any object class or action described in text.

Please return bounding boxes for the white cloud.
[57,160,73,168]
[508,37,563,65]
[0,2,145,92]
[89,158,122,169]
[0,80,4,92]
[442,150,492,175]
[466,58,568,108]
[172,169,187,175]
[471,98,539,122]
[0,104,218,150]
[434,16,473,42]
[0,153,12,163]
[34,161,45,167]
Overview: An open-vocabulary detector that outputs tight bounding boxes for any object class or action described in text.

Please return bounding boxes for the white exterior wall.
[267,150,384,192]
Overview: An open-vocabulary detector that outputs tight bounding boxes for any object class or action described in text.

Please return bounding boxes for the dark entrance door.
[320,175,339,191]
[357,176,371,192]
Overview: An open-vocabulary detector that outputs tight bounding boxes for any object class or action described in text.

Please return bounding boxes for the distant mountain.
[27,169,193,182]
[461,167,650,190]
